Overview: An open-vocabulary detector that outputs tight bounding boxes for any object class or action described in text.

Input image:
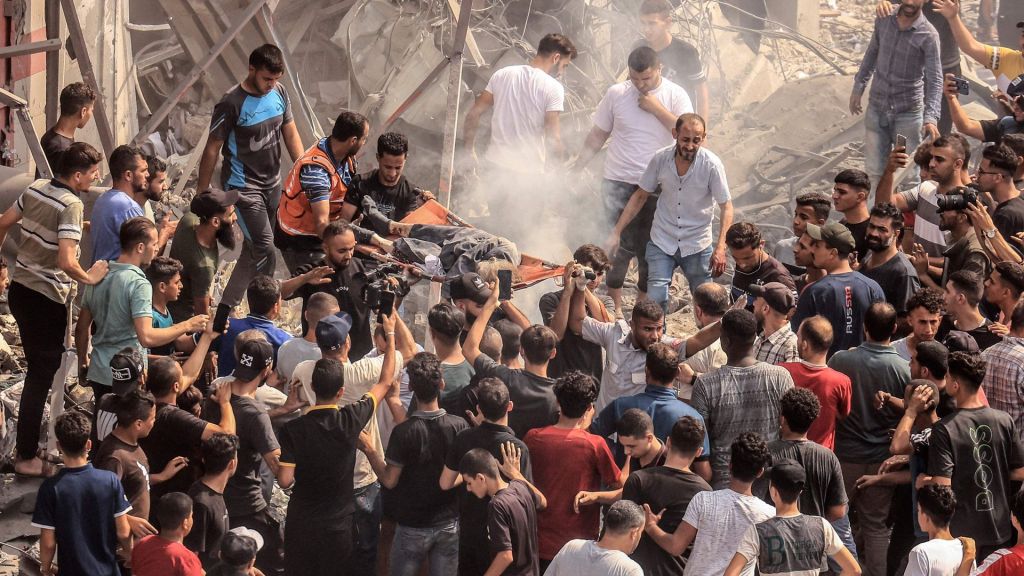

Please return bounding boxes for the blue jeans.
[351,482,383,574]
[864,104,922,189]
[646,242,712,314]
[390,519,459,576]
[828,513,859,573]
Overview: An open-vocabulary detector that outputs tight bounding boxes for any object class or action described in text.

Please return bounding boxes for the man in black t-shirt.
[862,203,921,316]
[622,416,711,576]
[361,352,468,576]
[185,433,238,569]
[938,271,1003,351]
[725,222,796,307]
[637,0,708,121]
[928,352,1024,561]
[276,314,398,576]
[344,132,431,235]
[976,143,1024,243]
[833,169,872,264]
[37,82,95,177]
[441,378,534,576]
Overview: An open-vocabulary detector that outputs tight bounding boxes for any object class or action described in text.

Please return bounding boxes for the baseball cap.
[110,348,144,396]
[233,338,273,381]
[1008,75,1024,99]
[771,458,807,493]
[805,222,856,255]
[190,188,239,219]
[316,313,353,351]
[219,527,263,567]
[748,282,796,314]
[942,330,980,354]
[449,272,492,305]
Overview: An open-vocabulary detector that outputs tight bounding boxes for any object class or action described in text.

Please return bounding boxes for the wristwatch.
[983,228,997,239]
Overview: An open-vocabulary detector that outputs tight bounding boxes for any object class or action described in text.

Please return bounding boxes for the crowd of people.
[8,0,1024,575]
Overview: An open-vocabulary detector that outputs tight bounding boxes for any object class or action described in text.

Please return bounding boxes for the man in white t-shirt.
[576,46,693,314]
[543,500,644,576]
[905,484,973,576]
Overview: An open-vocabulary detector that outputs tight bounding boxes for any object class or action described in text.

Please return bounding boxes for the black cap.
[316,313,353,351]
[942,330,980,354]
[1008,74,1024,99]
[233,338,273,381]
[748,282,796,314]
[771,458,806,493]
[190,188,239,219]
[110,348,144,396]
[448,272,492,305]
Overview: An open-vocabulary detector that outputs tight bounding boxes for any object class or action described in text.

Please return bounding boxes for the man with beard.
[861,202,921,316]
[168,189,240,322]
[851,0,942,189]
[608,113,732,315]
[276,111,369,274]
[90,145,149,264]
[343,132,434,236]
[912,189,989,289]
[878,136,969,258]
[141,155,177,255]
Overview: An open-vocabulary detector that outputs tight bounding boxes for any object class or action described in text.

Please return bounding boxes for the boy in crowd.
[131,492,204,576]
[892,288,945,361]
[38,82,95,174]
[217,275,293,376]
[575,409,666,511]
[906,484,972,576]
[460,447,547,576]
[428,302,475,410]
[32,411,132,576]
[147,256,192,356]
[185,433,239,569]
[774,192,831,270]
[726,222,796,307]
[725,460,861,576]
[543,499,645,576]
[208,529,262,576]
[974,490,1024,574]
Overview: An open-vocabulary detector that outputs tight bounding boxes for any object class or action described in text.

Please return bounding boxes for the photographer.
[911,187,990,289]
[945,72,1024,143]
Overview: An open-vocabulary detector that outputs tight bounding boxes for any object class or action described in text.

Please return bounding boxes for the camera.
[573,266,597,281]
[362,263,410,313]
[952,76,969,96]
[935,185,980,212]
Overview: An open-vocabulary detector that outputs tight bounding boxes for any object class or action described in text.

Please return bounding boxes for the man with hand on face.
[608,113,732,315]
[90,145,149,264]
[851,0,942,189]
[578,46,693,315]
[276,111,368,274]
[636,0,709,122]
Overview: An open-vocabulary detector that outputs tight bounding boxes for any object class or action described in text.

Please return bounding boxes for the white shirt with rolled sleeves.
[581,316,688,411]
[484,65,565,169]
[640,145,730,258]
[593,79,693,184]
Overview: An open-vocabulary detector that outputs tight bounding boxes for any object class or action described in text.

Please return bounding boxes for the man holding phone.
[946,72,1024,144]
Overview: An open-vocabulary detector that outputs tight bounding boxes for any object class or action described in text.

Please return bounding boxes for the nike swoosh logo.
[249,131,275,151]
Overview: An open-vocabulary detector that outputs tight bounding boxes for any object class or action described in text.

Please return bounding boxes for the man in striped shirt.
[0,142,109,477]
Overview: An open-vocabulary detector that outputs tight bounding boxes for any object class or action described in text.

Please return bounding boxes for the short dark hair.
[332,111,369,142]
[721,309,758,347]
[58,141,103,178]
[731,432,770,483]
[573,244,610,274]
[59,82,96,117]
[520,325,557,365]
[798,316,833,353]
[144,155,167,178]
[119,217,157,254]
[156,492,193,530]
[948,351,986,391]
[640,0,673,16]
[628,46,659,72]
[725,222,762,250]
[553,371,598,419]
[476,378,510,421]
[109,145,144,182]
[322,221,356,242]
[377,132,408,157]
[646,343,679,384]
[493,319,522,362]
[459,448,500,479]
[55,411,91,456]
[201,433,239,475]
[669,416,705,455]
[146,357,180,397]
[932,136,967,162]
[407,352,443,402]
[795,192,833,221]
[869,202,904,231]
[177,386,202,415]
[246,275,280,316]
[428,302,465,346]
[864,302,897,342]
[834,168,871,192]
[114,388,156,428]
[537,33,577,59]
[915,341,949,379]
[1003,133,1024,158]
[146,256,183,286]
[616,408,653,439]
[780,387,820,434]
[906,288,945,316]
[983,143,1021,176]
[249,43,284,74]
[948,270,984,307]
[312,358,346,400]
[692,282,730,317]
[631,299,664,324]
[1012,299,1024,333]
[917,484,957,528]
[995,261,1024,300]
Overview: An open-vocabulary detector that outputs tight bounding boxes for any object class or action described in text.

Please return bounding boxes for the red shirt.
[524,426,621,560]
[780,361,852,450]
[131,535,203,576]
[978,543,1024,575]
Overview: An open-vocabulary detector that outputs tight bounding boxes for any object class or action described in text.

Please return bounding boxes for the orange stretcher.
[355,199,564,290]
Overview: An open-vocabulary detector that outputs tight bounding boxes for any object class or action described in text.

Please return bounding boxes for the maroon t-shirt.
[780,361,852,450]
[524,426,621,560]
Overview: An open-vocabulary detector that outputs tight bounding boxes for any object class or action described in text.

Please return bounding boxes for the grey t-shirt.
[737,514,843,576]
[276,338,321,382]
[543,540,643,576]
[691,363,794,488]
[439,360,475,414]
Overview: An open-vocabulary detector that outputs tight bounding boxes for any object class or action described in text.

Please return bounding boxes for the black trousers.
[231,507,285,576]
[10,282,67,461]
[285,512,353,576]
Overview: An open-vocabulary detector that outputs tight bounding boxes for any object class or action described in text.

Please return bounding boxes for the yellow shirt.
[985,44,1024,85]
